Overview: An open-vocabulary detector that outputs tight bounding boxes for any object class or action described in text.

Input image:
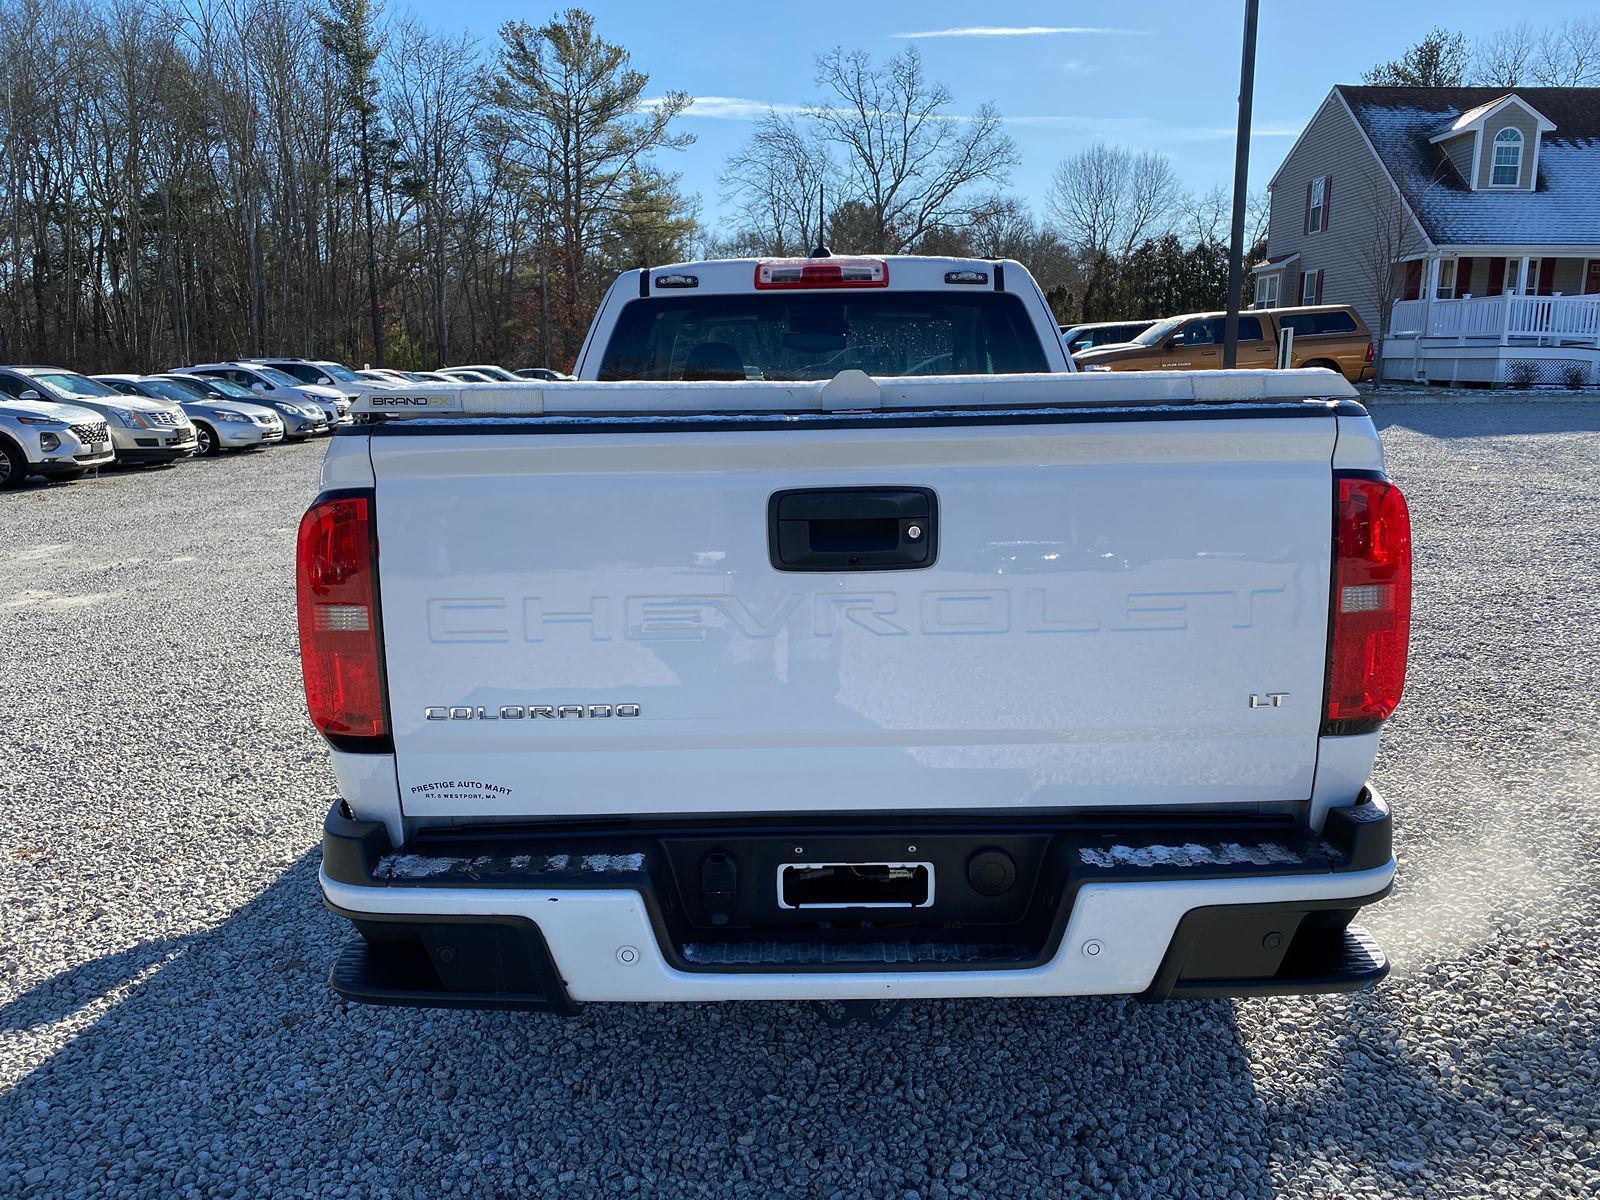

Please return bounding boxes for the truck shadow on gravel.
[1370,398,1600,439]
[2,853,1563,1199]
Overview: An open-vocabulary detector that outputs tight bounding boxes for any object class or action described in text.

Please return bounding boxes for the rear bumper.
[320,794,1395,1009]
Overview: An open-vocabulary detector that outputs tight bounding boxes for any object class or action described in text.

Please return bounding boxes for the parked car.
[1059,320,1157,355]
[172,362,351,425]
[447,363,520,381]
[250,357,370,393]
[1073,304,1375,382]
[0,395,114,488]
[515,367,575,381]
[142,373,328,440]
[407,371,453,383]
[437,368,496,383]
[0,366,196,465]
[354,369,412,385]
[93,375,285,455]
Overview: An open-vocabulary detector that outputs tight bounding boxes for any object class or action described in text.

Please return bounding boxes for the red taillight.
[296,491,388,746]
[754,258,889,290]
[1324,475,1412,732]
[1365,341,1374,363]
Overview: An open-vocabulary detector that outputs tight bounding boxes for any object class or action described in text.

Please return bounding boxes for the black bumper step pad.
[1167,924,1388,998]
[331,940,560,1012]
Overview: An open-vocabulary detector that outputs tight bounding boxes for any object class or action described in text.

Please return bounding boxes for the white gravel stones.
[3,403,1599,1198]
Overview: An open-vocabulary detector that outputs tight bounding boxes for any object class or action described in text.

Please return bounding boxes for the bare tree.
[1471,17,1600,85]
[0,2,704,372]
[385,19,482,365]
[1341,165,1432,387]
[719,111,832,256]
[1048,144,1177,262]
[808,46,1018,253]
[1046,143,1177,320]
[1532,17,1600,85]
[1471,22,1537,85]
[1246,187,1271,259]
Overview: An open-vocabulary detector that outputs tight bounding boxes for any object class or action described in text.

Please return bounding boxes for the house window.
[1521,258,1541,295]
[1490,128,1522,187]
[1436,259,1456,300]
[1301,269,1318,305]
[1254,274,1280,307]
[1309,176,1325,231]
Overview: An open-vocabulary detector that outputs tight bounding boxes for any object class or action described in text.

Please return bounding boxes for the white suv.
[0,366,195,466]
[174,362,351,425]
[0,396,114,488]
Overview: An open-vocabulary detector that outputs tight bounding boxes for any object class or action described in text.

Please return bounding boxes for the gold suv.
[1074,304,1374,383]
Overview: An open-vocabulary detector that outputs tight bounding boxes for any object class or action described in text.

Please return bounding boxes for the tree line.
[1364,18,1600,88]
[0,0,698,373]
[711,52,1265,329]
[0,0,1278,376]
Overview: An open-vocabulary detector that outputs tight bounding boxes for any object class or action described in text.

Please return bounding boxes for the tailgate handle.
[768,487,937,572]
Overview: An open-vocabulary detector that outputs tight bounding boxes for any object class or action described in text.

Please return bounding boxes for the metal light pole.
[1222,0,1261,369]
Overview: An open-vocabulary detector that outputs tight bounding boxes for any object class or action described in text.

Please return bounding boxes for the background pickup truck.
[304,256,1409,1013]
[1074,303,1376,384]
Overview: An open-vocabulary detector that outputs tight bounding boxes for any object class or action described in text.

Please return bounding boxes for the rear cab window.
[1279,310,1359,337]
[599,292,1050,382]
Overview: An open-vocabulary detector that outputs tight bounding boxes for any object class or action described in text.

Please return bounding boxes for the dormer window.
[1490,128,1523,187]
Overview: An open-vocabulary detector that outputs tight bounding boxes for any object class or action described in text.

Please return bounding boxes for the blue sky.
[405,0,1599,227]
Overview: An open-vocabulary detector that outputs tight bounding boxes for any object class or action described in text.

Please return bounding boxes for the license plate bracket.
[777,861,934,910]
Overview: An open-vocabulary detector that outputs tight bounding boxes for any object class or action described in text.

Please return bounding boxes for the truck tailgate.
[369,414,1336,820]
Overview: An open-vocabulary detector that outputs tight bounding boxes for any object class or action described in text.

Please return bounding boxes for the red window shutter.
[1537,258,1556,295]
[1456,257,1473,296]
[1487,257,1506,294]
[1314,268,1325,305]
[1321,175,1333,231]
[1304,181,1313,235]
[1403,261,1422,301]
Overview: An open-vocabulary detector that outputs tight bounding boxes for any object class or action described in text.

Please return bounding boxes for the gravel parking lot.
[3,403,1599,1199]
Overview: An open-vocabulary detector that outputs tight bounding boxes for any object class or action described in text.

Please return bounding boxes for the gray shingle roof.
[1336,85,1600,247]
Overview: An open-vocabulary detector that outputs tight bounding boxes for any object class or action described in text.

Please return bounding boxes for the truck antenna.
[811,183,831,258]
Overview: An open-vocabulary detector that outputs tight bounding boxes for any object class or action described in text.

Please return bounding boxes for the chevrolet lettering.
[304,253,1410,1014]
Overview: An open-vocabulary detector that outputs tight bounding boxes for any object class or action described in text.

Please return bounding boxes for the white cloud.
[639,95,1302,143]
[641,95,809,120]
[893,25,1139,38]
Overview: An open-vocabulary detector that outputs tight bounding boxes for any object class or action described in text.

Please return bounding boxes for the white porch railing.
[1390,294,1600,344]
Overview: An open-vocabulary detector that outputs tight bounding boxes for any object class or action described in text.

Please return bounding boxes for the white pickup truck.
[305,255,1409,1014]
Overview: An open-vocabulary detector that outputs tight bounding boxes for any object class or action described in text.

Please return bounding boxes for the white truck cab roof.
[572,254,1074,381]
